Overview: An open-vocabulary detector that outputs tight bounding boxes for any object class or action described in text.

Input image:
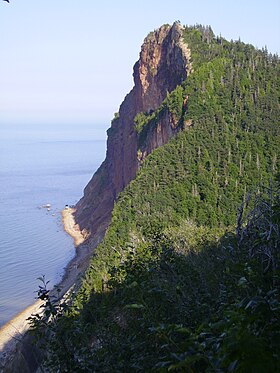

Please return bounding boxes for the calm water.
[0,123,106,327]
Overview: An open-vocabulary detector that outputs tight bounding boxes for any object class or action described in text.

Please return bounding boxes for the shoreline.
[0,208,91,367]
[61,207,86,247]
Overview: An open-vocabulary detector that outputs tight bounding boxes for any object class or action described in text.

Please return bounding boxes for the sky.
[0,0,279,127]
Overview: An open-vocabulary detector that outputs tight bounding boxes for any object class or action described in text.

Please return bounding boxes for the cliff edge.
[75,22,192,239]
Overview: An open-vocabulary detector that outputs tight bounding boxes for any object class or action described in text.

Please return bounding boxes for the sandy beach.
[0,208,92,369]
[61,207,86,247]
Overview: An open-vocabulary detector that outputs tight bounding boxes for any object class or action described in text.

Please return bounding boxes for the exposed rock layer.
[0,23,192,373]
[75,22,192,238]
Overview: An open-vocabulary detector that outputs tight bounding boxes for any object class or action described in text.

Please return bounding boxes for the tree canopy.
[29,25,280,372]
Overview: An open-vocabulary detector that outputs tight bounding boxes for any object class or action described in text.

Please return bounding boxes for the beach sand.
[0,208,91,368]
[61,207,86,247]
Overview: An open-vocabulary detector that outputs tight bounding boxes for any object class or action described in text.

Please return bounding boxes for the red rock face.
[75,23,192,242]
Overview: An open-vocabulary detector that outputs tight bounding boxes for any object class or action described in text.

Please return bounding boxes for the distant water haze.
[0,123,106,326]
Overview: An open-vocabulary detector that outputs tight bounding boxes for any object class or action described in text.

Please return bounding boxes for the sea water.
[0,123,106,327]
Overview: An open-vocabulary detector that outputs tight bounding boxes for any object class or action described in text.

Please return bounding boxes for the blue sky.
[0,0,279,126]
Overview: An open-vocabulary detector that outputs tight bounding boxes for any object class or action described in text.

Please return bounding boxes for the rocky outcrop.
[136,110,182,163]
[75,22,192,239]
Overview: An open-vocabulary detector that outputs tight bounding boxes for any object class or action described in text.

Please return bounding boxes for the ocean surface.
[0,123,106,327]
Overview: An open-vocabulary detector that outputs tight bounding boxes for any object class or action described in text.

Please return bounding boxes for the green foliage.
[28,277,84,371]
[166,85,184,120]
[133,86,186,147]
[33,186,280,372]
[134,111,150,133]
[31,25,280,371]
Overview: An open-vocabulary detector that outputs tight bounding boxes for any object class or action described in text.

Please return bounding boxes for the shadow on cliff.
[65,225,278,372]
[8,215,278,372]
[3,233,230,372]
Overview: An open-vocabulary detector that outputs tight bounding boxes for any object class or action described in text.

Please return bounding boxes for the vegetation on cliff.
[31,25,280,372]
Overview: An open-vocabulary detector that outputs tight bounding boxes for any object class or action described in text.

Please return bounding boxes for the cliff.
[75,22,192,238]
[6,24,279,372]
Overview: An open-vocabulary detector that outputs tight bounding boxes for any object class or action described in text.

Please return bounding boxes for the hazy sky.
[1,0,279,126]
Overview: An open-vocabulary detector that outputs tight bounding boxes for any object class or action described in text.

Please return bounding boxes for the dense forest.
[30,25,280,372]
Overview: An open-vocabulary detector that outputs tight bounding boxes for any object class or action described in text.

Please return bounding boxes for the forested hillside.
[31,25,280,372]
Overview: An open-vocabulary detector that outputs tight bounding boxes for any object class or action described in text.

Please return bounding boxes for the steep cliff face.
[75,22,192,240]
